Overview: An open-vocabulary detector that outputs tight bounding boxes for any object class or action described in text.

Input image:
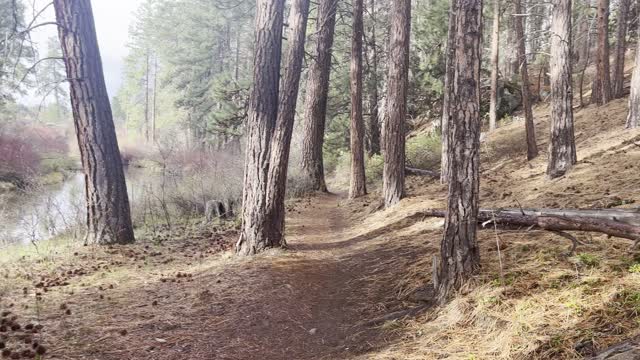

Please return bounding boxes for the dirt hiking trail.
[1,192,421,360]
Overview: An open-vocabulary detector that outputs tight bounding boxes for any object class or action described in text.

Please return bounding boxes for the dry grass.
[2,75,640,359]
[341,89,640,359]
[0,223,236,359]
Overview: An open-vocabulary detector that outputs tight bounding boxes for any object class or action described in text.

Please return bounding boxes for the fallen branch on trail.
[419,208,640,252]
[405,166,439,178]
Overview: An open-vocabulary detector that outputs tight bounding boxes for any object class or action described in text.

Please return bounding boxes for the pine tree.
[612,0,630,99]
[436,0,483,303]
[236,0,285,256]
[349,0,367,199]
[264,0,311,246]
[300,0,339,192]
[53,0,135,245]
[514,0,539,160]
[592,0,612,105]
[489,0,500,131]
[547,0,577,179]
[383,0,411,207]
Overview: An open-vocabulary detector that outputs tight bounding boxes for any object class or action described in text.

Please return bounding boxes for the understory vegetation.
[1,0,640,358]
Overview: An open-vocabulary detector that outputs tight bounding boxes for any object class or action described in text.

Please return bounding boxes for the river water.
[0,171,159,246]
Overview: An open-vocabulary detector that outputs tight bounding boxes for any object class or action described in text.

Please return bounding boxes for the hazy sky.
[26,0,142,102]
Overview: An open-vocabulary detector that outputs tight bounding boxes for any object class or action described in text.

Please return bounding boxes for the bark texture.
[53,0,135,245]
[382,0,410,208]
[489,0,500,131]
[514,0,539,160]
[592,0,612,105]
[436,0,483,303]
[441,0,457,183]
[349,0,367,198]
[365,0,381,157]
[236,0,285,256]
[264,0,310,246]
[627,26,640,129]
[300,0,338,192]
[613,0,630,99]
[547,0,577,179]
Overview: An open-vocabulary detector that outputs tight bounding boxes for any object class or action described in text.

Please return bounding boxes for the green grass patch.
[406,133,441,170]
[575,253,600,268]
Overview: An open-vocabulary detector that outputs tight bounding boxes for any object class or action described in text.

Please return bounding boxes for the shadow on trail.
[291,212,427,252]
[52,195,437,360]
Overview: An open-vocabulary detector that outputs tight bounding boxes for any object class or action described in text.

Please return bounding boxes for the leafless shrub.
[128,138,243,239]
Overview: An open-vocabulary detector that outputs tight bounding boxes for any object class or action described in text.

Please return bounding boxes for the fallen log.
[405,167,439,178]
[420,208,640,251]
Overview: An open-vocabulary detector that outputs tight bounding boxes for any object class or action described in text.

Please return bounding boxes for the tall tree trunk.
[505,7,520,80]
[576,8,590,66]
[145,51,150,142]
[300,0,338,192]
[382,0,410,208]
[627,26,640,128]
[436,0,483,303]
[441,0,457,183]
[236,0,285,256]
[592,0,612,105]
[579,6,596,108]
[349,0,367,198]
[152,54,157,143]
[527,0,545,60]
[264,0,310,246]
[514,0,539,160]
[53,0,135,245]
[489,0,500,131]
[547,0,577,179]
[365,0,381,157]
[613,0,630,98]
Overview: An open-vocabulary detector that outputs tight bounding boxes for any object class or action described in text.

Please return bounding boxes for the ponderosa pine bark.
[53,0,135,245]
[264,0,310,245]
[489,0,500,131]
[441,0,457,183]
[626,26,640,129]
[612,0,630,99]
[300,0,338,192]
[365,0,381,157]
[349,0,367,198]
[436,0,483,303]
[547,0,577,179]
[592,0,612,105]
[382,0,410,208]
[514,0,539,160]
[236,0,285,256]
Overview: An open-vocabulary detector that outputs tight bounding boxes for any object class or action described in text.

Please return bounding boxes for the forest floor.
[0,191,429,360]
[2,99,640,359]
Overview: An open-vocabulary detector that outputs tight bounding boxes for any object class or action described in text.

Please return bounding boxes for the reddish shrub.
[0,124,68,182]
